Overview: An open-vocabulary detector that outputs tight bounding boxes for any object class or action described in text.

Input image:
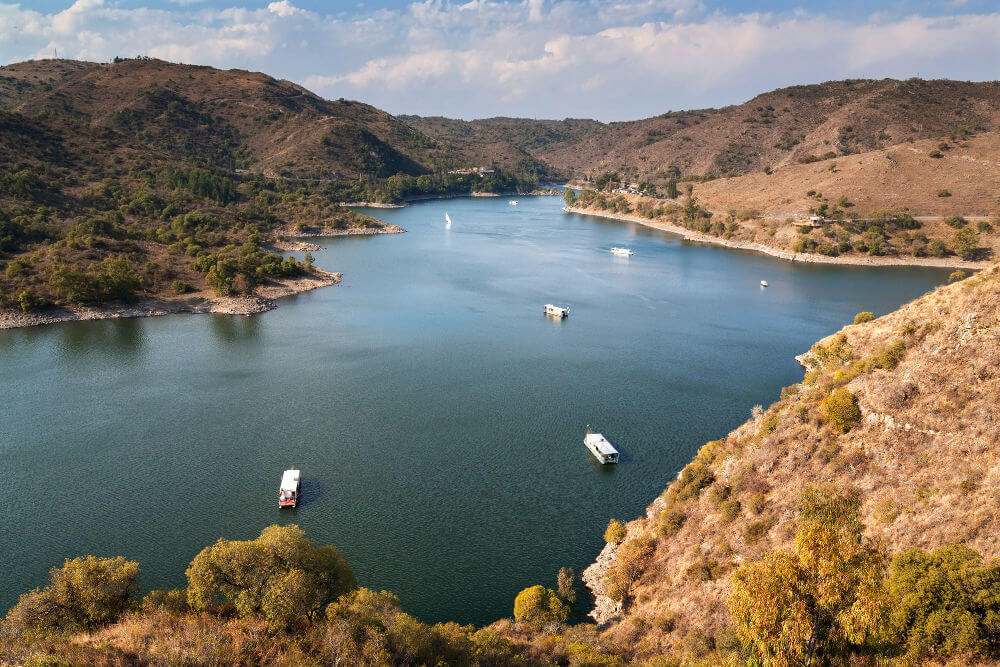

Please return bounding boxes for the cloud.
[0,1,997,120]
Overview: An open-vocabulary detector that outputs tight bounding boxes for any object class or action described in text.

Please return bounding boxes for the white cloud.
[0,1,997,120]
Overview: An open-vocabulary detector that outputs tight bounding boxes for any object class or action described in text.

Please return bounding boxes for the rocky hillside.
[583,264,1000,660]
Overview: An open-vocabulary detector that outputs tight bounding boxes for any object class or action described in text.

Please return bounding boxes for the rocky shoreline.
[564,207,990,270]
[0,269,342,331]
[279,223,406,238]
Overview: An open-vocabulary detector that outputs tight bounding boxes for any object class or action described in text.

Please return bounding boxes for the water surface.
[0,196,950,623]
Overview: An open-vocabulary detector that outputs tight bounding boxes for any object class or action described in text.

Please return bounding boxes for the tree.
[604,537,655,603]
[563,188,577,206]
[888,544,1000,661]
[513,585,569,624]
[729,486,888,665]
[853,312,875,324]
[666,178,679,199]
[89,255,141,301]
[557,567,577,605]
[4,556,140,633]
[303,250,315,268]
[604,518,627,545]
[954,227,980,260]
[186,524,356,628]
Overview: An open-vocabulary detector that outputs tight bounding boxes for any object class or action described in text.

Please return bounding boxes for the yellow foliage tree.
[513,585,570,624]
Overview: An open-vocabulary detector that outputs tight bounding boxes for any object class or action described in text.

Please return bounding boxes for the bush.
[658,509,686,537]
[4,556,139,633]
[672,461,715,501]
[604,518,627,545]
[937,189,951,197]
[173,280,194,294]
[719,499,741,524]
[977,220,993,233]
[186,524,355,629]
[821,388,862,432]
[512,585,569,624]
[954,227,980,260]
[949,269,968,283]
[945,215,967,229]
[888,544,1000,661]
[927,239,948,257]
[853,311,875,324]
[929,150,943,158]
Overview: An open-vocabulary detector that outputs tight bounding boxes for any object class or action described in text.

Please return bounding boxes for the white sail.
[445,212,452,228]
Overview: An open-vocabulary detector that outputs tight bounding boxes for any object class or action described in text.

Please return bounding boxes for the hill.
[408,79,1000,183]
[0,58,552,324]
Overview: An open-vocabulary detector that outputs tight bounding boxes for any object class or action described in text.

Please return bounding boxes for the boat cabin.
[544,304,570,318]
[278,469,300,508]
[585,432,619,464]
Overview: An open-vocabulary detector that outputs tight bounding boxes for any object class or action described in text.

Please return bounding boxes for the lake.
[0,195,951,624]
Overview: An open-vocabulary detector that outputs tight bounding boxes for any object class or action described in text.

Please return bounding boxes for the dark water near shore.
[0,196,950,624]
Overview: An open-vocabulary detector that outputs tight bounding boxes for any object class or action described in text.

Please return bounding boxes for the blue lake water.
[0,195,950,624]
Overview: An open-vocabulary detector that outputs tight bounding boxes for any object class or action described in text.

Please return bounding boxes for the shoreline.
[344,189,560,208]
[0,269,342,331]
[564,206,991,270]
[277,223,406,238]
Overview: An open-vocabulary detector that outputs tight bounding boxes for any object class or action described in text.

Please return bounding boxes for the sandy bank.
[565,207,990,270]
[0,269,342,331]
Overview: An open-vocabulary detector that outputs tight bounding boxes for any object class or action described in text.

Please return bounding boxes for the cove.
[0,195,951,625]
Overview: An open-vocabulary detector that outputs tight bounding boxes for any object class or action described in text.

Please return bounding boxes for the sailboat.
[445,212,452,228]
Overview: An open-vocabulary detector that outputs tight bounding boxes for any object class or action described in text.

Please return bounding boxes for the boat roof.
[280,469,300,491]
[585,433,619,455]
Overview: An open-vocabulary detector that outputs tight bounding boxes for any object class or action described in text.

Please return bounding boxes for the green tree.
[954,227,980,260]
[186,524,356,628]
[604,518,627,545]
[513,585,570,624]
[89,255,141,301]
[666,178,679,199]
[563,188,577,206]
[729,486,888,665]
[853,311,875,324]
[888,544,1000,661]
[4,556,140,633]
[557,566,578,605]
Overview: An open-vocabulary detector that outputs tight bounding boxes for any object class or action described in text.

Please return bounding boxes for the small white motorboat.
[543,304,570,318]
[611,247,635,256]
[760,280,768,287]
[509,200,519,206]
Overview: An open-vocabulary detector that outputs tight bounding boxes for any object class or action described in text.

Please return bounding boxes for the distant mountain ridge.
[405,78,1000,181]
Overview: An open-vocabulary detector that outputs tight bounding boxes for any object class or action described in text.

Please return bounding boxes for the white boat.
[610,247,635,256]
[278,469,300,508]
[509,200,519,206]
[445,212,452,228]
[584,429,619,464]
[760,280,768,287]
[543,304,570,318]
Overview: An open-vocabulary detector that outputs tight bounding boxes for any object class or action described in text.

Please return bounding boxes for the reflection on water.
[57,318,145,360]
[208,313,262,345]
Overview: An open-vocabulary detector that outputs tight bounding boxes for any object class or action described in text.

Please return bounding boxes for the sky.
[1,0,998,121]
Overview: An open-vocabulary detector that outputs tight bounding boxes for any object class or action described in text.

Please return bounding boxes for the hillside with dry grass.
[583,264,1000,661]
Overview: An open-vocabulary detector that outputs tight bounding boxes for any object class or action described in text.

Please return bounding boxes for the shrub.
[141,588,189,615]
[719,499,741,524]
[861,340,907,372]
[173,280,194,294]
[945,215,967,228]
[4,556,140,633]
[513,585,569,624]
[927,239,948,257]
[977,220,993,233]
[658,509,687,537]
[604,518,627,545]
[929,150,943,158]
[604,537,656,602]
[672,461,715,501]
[937,189,951,197]
[742,519,774,544]
[853,311,875,324]
[821,388,862,432]
[557,567,577,605]
[949,269,967,283]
